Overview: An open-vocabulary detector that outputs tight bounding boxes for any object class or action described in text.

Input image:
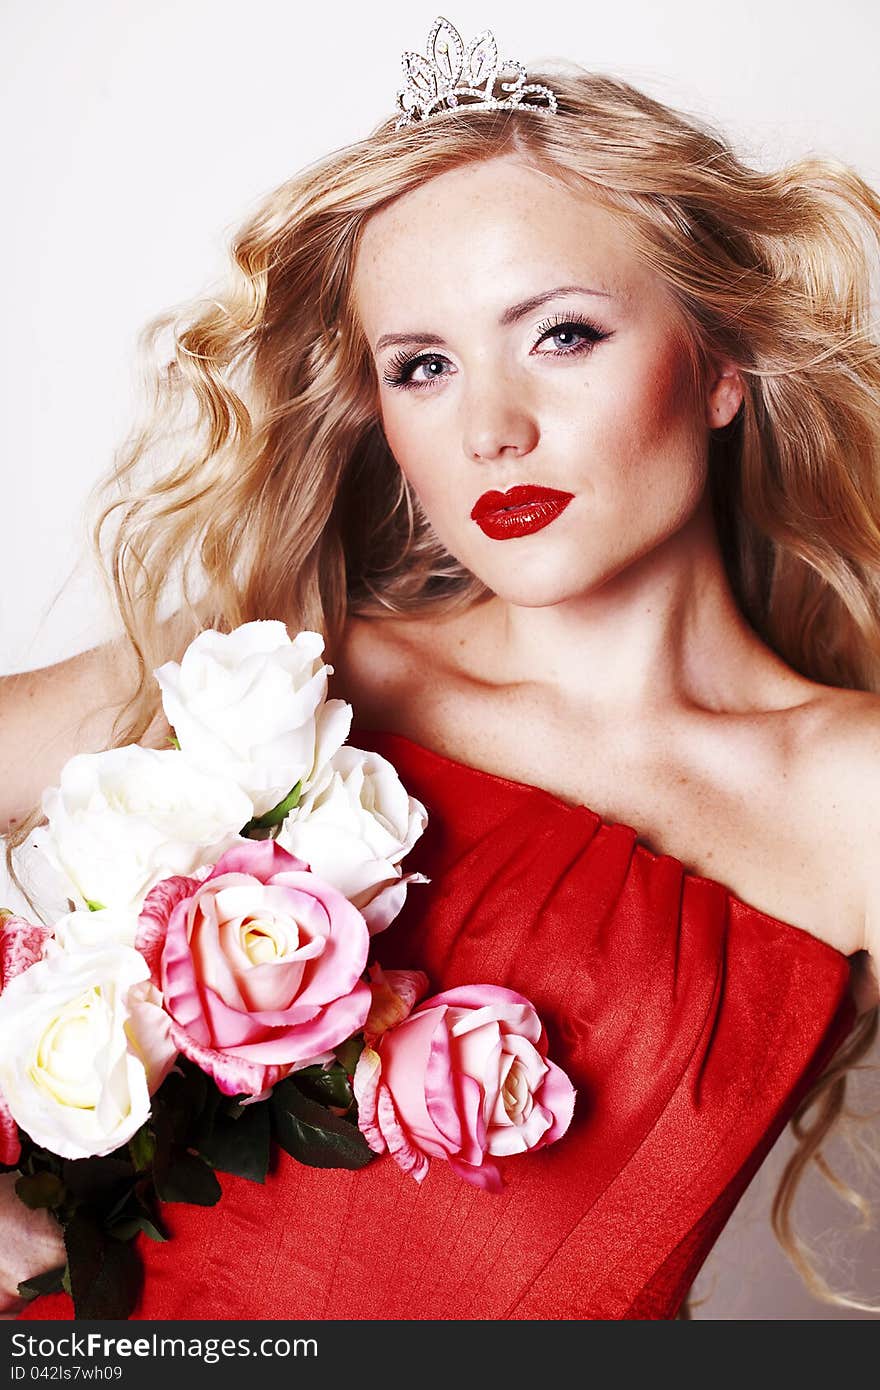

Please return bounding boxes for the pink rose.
[136,840,372,1097]
[0,914,52,1164]
[353,979,576,1191]
[362,963,430,1045]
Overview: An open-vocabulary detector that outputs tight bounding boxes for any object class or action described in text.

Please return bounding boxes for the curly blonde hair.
[10,63,880,1315]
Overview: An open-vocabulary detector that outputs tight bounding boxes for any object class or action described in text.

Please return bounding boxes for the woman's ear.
[705,357,744,428]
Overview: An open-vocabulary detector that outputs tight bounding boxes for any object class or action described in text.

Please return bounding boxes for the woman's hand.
[0,1171,65,1319]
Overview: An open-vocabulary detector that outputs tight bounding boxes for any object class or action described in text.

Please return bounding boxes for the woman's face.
[351,154,742,607]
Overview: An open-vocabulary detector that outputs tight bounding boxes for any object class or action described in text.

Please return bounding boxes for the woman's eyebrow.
[374,283,615,354]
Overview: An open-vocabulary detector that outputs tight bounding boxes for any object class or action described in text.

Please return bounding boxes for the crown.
[394,15,558,129]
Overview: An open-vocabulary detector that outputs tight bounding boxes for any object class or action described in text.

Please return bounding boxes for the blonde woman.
[3,16,879,1320]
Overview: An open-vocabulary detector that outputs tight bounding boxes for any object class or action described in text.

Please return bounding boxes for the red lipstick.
[470,485,575,539]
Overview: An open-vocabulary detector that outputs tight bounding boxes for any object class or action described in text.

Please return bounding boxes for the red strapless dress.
[19,727,857,1321]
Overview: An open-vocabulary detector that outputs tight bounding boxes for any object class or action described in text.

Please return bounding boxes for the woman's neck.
[476,495,806,717]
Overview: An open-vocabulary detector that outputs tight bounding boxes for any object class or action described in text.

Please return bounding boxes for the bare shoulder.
[826,694,880,954]
[329,614,410,717]
[330,608,476,726]
[793,685,880,1007]
[792,685,880,813]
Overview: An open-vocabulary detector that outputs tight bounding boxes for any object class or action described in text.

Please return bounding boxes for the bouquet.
[0,621,576,1318]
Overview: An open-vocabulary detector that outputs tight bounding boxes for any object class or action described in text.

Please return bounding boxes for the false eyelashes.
[382,313,611,390]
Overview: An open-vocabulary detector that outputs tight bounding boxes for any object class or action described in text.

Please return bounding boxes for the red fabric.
[20,727,856,1322]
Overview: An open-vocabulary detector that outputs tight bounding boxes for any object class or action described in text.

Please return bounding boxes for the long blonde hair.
[13,64,880,1314]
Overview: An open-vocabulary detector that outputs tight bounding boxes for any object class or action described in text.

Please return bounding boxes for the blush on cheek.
[610,337,705,485]
[643,335,701,435]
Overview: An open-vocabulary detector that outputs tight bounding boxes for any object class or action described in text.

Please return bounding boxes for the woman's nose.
[461,380,540,462]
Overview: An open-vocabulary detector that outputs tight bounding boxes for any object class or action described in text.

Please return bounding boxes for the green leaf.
[84,898,107,913]
[18,1142,63,1176]
[17,1264,67,1301]
[196,1099,271,1183]
[64,1209,143,1320]
[294,1061,355,1111]
[105,1181,169,1243]
[334,1034,365,1076]
[61,1154,134,1208]
[154,1151,222,1205]
[244,781,302,833]
[154,1062,211,1142]
[110,1208,168,1243]
[128,1124,157,1173]
[271,1079,374,1170]
[167,734,181,750]
[15,1171,66,1210]
[150,1106,175,1183]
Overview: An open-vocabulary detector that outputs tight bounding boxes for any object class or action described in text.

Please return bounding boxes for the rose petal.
[353,1046,386,1155]
[0,1088,21,1165]
[263,873,370,1009]
[0,916,53,990]
[447,1000,540,1044]
[159,896,213,1045]
[447,1154,504,1192]
[136,875,199,980]
[359,872,430,936]
[380,1007,454,1161]
[169,1019,289,1097]
[216,979,372,1065]
[125,981,178,1093]
[423,1014,465,1152]
[206,840,308,883]
[189,884,251,1012]
[377,1084,430,1182]
[363,965,429,1044]
[532,1059,577,1147]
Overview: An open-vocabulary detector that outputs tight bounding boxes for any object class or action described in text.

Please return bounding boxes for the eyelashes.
[381,313,611,391]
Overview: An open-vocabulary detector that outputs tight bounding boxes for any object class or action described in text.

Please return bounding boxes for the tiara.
[394,15,558,129]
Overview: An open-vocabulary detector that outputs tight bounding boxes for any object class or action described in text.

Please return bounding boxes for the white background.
[1,0,879,1317]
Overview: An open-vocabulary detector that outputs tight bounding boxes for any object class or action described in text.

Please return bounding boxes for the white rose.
[50,906,141,952]
[154,621,353,818]
[35,746,253,913]
[276,744,429,935]
[0,945,176,1160]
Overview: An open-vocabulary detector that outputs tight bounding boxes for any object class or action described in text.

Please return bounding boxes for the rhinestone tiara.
[394,15,558,129]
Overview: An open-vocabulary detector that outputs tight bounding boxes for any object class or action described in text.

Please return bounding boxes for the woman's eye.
[381,316,609,391]
[544,328,581,349]
[406,356,450,385]
[382,353,451,390]
[533,317,609,355]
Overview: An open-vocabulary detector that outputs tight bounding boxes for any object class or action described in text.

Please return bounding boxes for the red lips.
[470,485,575,520]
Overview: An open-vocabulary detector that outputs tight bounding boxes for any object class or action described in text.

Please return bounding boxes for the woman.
[3,16,879,1319]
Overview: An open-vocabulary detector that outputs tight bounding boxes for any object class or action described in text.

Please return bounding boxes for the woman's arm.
[0,637,146,836]
[0,620,197,1312]
[0,639,143,1314]
[0,608,205,837]
[0,1173,65,1320]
